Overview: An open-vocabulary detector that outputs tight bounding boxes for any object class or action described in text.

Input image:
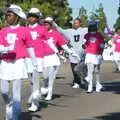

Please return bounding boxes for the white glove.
[26,48,37,67]
[0,45,8,53]
[61,44,73,54]
[8,44,14,51]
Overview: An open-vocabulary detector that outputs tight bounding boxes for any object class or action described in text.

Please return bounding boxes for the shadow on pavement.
[56,76,66,79]
[102,82,120,94]
[20,112,42,120]
[79,112,120,120]
[20,101,48,120]
[52,93,74,100]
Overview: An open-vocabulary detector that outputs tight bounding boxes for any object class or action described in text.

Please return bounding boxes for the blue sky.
[68,0,119,28]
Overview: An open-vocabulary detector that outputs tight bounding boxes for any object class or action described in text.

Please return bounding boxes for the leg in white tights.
[28,70,42,112]
[1,79,21,120]
[87,63,94,92]
[45,65,60,100]
[95,65,102,92]
[115,60,120,71]
[28,73,33,104]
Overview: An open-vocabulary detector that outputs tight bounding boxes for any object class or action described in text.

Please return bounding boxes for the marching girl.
[42,17,78,101]
[112,26,120,72]
[82,21,104,93]
[0,5,37,120]
[26,8,55,111]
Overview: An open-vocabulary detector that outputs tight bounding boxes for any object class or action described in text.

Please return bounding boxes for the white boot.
[45,87,52,101]
[96,83,102,92]
[87,81,93,93]
[28,90,40,112]
[41,87,49,95]
[72,83,79,88]
[5,102,13,120]
[28,102,38,112]
[27,94,33,105]
[85,76,90,83]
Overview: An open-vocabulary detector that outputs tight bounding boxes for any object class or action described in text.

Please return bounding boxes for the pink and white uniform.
[0,25,33,80]
[43,29,67,67]
[42,29,68,100]
[84,31,104,93]
[84,32,104,64]
[46,29,67,48]
[26,24,54,72]
[112,35,120,70]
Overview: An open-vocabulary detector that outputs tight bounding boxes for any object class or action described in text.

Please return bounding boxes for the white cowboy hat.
[6,4,26,19]
[28,8,42,17]
[44,17,53,24]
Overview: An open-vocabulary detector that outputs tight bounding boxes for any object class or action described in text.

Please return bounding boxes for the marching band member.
[0,5,37,120]
[83,21,104,93]
[26,8,55,111]
[42,17,79,100]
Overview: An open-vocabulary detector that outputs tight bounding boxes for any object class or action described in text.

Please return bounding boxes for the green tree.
[89,4,109,42]
[78,6,88,27]
[0,0,72,28]
[90,3,107,32]
[114,5,120,30]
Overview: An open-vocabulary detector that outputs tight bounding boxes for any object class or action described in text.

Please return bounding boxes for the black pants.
[70,63,81,85]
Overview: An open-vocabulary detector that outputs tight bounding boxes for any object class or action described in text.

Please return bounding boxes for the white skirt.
[43,54,61,67]
[25,58,43,73]
[0,59,28,81]
[85,53,103,65]
[113,52,120,61]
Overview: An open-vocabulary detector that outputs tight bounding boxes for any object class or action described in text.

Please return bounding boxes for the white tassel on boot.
[28,90,41,112]
[41,87,49,95]
[45,87,53,101]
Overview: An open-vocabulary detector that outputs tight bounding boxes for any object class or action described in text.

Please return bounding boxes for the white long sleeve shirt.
[54,23,88,63]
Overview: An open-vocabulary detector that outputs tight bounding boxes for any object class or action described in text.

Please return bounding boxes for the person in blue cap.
[82,20,105,93]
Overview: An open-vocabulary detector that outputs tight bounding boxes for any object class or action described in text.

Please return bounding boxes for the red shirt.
[84,32,104,54]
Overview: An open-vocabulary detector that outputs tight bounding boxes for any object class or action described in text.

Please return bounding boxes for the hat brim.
[44,20,53,25]
[27,13,40,18]
[6,8,26,19]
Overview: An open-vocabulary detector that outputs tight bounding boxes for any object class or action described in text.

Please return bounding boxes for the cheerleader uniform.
[0,25,35,120]
[43,28,75,100]
[26,23,55,111]
[112,35,120,71]
[84,32,104,93]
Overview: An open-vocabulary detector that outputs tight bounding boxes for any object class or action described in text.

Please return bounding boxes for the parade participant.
[26,8,55,111]
[53,18,88,88]
[82,21,104,93]
[0,4,37,120]
[41,17,79,100]
[112,26,120,72]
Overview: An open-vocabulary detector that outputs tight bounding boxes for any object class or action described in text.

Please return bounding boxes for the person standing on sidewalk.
[53,18,88,88]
